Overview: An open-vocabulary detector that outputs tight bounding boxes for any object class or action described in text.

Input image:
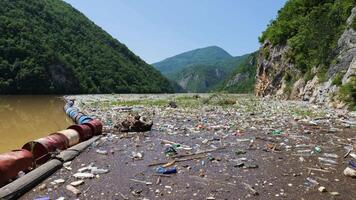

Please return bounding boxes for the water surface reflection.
[0,96,73,153]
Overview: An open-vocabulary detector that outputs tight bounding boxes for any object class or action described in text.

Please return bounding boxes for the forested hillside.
[0,0,173,94]
[153,46,233,75]
[214,52,258,93]
[153,46,252,92]
[256,0,355,109]
[166,55,250,92]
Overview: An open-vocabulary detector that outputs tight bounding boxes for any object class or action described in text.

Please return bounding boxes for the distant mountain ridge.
[152,46,233,75]
[153,46,253,93]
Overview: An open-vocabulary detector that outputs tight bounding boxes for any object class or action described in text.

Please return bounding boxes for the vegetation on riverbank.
[259,0,355,75]
[0,0,173,94]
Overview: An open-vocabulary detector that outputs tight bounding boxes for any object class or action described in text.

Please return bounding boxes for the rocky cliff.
[256,7,356,109]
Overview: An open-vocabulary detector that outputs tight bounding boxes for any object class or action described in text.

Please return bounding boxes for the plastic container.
[74,112,85,124]
[22,134,69,165]
[81,118,92,124]
[0,150,33,187]
[84,119,103,135]
[69,109,79,118]
[65,107,77,115]
[56,129,80,147]
[67,100,74,107]
[64,104,70,111]
[156,167,177,174]
[67,124,93,142]
[78,115,92,125]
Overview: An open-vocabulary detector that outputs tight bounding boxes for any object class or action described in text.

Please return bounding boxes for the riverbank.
[21,94,356,200]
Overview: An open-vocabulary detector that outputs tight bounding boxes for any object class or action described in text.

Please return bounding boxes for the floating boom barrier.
[0,99,103,194]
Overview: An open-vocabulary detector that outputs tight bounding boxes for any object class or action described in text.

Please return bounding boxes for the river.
[0,96,73,153]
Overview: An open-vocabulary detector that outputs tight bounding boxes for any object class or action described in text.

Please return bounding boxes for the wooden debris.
[162,161,176,168]
[148,155,206,167]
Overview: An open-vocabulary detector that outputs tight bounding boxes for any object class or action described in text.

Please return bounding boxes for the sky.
[63,0,287,64]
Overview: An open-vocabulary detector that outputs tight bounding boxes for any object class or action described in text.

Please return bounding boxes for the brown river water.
[0,96,73,153]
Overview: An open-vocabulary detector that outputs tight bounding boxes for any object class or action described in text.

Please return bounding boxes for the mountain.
[0,0,173,94]
[152,46,233,75]
[214,52,258,93]
[256,0,355,109]
[166,55,250,92]
[153,46,252,92]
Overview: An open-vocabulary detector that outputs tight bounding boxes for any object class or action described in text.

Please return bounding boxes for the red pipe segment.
[1,100,103,188]
[0,149,33,187]
[84,119,103,136]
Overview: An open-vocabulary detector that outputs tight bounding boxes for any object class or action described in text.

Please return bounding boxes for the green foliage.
[352,16,356,30]
[160,51,250,93]
[0,0,173,94]
[260,0,355,74]
[303,70,313,82]
[316,66,329,83]
[262,47,270,60]
[337,77,356,110]
[214,52,258,93]
[169,63,228,92]
[153,46,233,75]
[283,71,295,96]
[332,72,345,86]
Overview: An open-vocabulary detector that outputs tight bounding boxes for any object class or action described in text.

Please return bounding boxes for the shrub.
[332,72,345,86]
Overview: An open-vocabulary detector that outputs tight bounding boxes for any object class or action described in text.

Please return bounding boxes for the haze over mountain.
[0,0,173,94]
[152,46,233,75]
[153,46,255,92]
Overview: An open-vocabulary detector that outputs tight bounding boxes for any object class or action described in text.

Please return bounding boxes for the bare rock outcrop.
[255,7,356,108]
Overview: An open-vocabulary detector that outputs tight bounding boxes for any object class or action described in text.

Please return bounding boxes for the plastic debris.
[73,172,95,179]
[349,160,356,169]
[243,164,259,169]
[96,149,108,155]
[26,94,354,199]
[164,146,177,156]
[323,153,339,158]
[306,177,319,185]
[349,153,356,159]
[318,186,327,192]
[63,161,72,171]
[314,146,321,153]
[53,179,65,184]
[91,167,109,175]
[318,157,337,165]
[34,197,50,200]
[272,130,283,135]
[70,180,84,187]
[343,167,356,177]
[132,152,143,160]
[156,167,177,174]
[66,185,81,196]
[330,192,340,196]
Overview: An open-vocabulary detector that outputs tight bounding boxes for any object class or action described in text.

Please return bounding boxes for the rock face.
[255,7,356,108]
[226,73,250,88]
